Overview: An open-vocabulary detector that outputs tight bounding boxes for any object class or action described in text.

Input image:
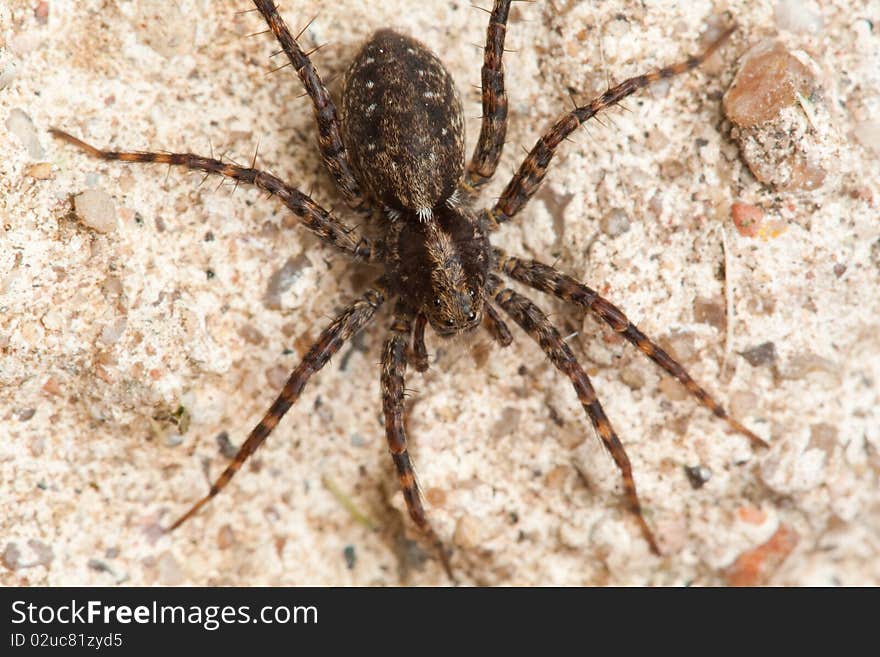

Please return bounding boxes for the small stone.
[724,41,815,129]
[74,189,117,233]
[659,331,697,364]
[34,1,49,23]
[99,317,127,345]
[773,0,824,34]
[490,406,521,439]
[723,524,799,586]
[684,465,711,489]
[659,158,686,180]
[724,40,835,191]
[736,506,768,525]
[619,365,645,390]
[156,551,185,585]
[599,208,630,237]
[2,543,22,570]
[343,545,356,570]
[738,342,777,367]
[88,559,112,573]
[265,364,289,390]
[544,464,571,490]
[731,202,763,238]
[27,539,53,567]
[425,487,446,507]
[217,525,236,550]
[238,322,265,345]
[808,423,838,457]
[453,515,483,550]
[216,431,238,459]
[693,296,725,332]
[25,162,53,179]
[658,376,687,402]
[42,376,62,396]
[6,108,44,159]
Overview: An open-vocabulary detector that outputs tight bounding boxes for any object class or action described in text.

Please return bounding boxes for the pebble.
[453,515,483,550]
[723,524,799,586]
[773,0,824,34]
[343,545,356,570]
[738,342,778,367]
[6,108,44,159]
[238,322,265,345]
[99,317,127,345]
[2,543,22,570]
[599,208,630,237]
[724,41,815,128]
[724,40,833,191]
[156,551,185,585]
[692,296,726,332]
[684,465,711,489]
[24,162,53,179]
[74,189,117,233]
[731,202,763,238]
[217,525,236,550]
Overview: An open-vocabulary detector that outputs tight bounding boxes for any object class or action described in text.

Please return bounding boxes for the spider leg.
[167,283,387,531]
[485,24,734,227]
[50,129,379,262]
[483,300,513,347]
[382,305,455,582]
[252,0,370,214]
[463,0,512,195]
[495,250,768,449]
[492,278,660,555]
[410,312,430,373]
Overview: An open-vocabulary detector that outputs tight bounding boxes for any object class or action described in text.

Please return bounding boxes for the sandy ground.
[1,0,878,586]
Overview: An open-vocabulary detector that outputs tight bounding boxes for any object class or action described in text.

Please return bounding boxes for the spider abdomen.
[341,29,465,215]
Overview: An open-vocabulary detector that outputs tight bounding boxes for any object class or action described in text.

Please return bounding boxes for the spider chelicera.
[51,0,767,581]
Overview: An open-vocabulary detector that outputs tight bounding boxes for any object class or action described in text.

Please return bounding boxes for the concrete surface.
[1,0,878,586]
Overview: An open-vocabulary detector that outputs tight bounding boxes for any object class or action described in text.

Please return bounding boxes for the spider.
[51,0,767,581]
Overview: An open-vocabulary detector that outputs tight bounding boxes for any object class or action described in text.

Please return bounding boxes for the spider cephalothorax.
[52,0,767,583]
[390,205,491,335]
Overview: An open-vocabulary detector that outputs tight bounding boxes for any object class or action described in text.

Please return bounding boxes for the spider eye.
[433,297,442,307]
[467,286,477,299]
[445,318,455,327]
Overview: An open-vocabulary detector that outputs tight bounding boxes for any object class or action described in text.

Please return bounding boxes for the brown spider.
[51,0,767,581]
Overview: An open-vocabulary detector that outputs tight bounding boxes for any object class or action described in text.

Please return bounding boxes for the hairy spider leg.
[410,312,430,373]
[252,0,371,214]
[486,25,735,227]
[49,129,378,261]
[464,0,513,194]
[168,285,386,531]
[483,299,514,347]
[382,307,455,581]
[492,278,661,554]
[495,250,768,449]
